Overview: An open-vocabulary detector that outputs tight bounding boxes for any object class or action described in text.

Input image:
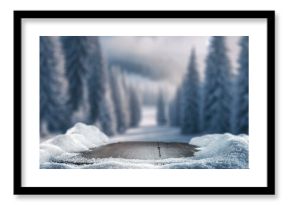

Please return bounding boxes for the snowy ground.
[40,106,248,169]
[110,126,193,144]
[40,122,248,169]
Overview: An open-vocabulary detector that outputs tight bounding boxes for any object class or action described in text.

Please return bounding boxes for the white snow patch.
[188,133,249,168]
[40,123,109,163]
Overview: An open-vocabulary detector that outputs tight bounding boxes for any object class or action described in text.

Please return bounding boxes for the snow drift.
[40,123,248,169]
[40,123,109,163]
[186,133,248,168]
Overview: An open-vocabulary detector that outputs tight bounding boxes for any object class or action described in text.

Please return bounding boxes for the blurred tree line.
[161,36,249,135]
[40,36,141,137]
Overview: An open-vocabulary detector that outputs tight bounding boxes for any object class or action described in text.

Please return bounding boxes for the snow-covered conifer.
[169,99,177,126]
[129,86,142,127]
[98,86,116,136]
[109,67,130,133]
[61,37,90,117]
[86,37,106,124]
[62,37,106,125]
[40,36,69,136]
[157,91,167,125]
[180,49,201,134]
[169,86,183,127]
[236,36,249,134]
[204,36,233,134]
[120,71,131,128]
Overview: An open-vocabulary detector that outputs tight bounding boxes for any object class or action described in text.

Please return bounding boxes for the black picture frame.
[14,10,275,195]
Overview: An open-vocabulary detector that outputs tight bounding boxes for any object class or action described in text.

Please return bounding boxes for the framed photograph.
[14,10,275,195]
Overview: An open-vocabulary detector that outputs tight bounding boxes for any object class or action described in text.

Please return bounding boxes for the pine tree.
[204,36,233,134]
[180,49,201,134]
[86,37,106,124]
[157,91,167,125]
[98,86,116,136]
[169,86,183,127]
[61,37,106,125]
[129,86,142,127]
[61,36,89,119]
[109,67,129,133]
[120,71,131,128]
[169,99,177,126]
[40,36,69,136]
[236,36,249,134]
[175,87,182,126]
[198,82,205,133]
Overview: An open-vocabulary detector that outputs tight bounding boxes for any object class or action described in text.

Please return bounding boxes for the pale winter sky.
[100,36,241,84]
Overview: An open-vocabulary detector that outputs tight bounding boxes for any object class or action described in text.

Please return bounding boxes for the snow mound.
[40,123,109,163]
[189,133,249,168]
